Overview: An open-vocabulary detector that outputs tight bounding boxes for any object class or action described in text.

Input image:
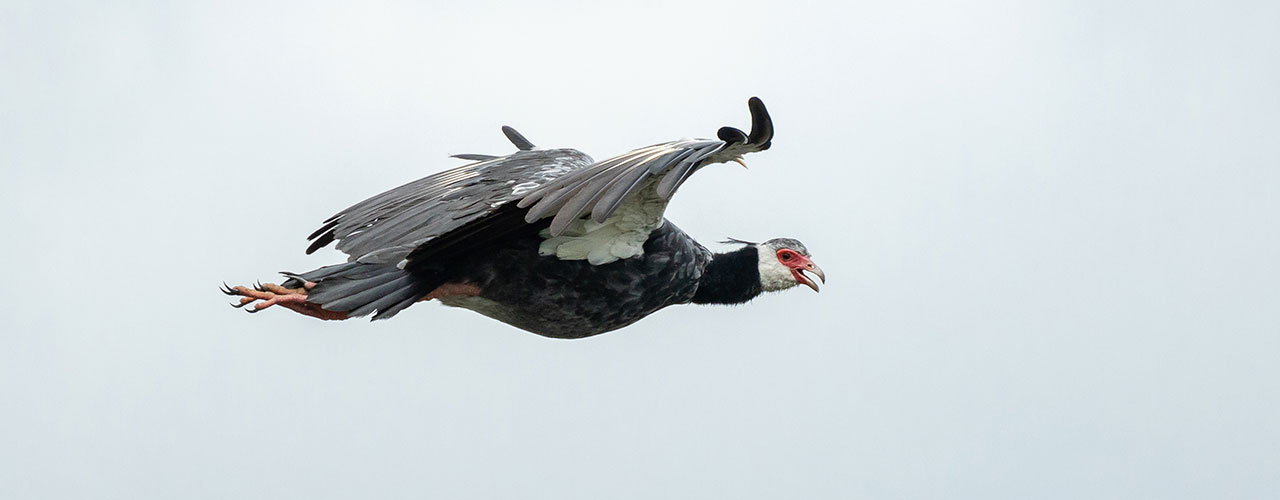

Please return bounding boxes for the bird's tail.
[281,263,435,320]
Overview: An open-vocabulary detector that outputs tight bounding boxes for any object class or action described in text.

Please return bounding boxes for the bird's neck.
[692,246,763,305]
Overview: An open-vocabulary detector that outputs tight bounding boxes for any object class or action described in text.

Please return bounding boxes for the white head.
[752,238,825,292]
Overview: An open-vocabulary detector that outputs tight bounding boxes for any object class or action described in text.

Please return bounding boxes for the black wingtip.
[501,126,536,151]
[746,97,773,148]
[306,232,334,254]
[717,126,747,144]
[451,153,500,161]
[308,220,339,241]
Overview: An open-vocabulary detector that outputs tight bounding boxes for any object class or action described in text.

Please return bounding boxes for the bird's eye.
[779,251,793,261]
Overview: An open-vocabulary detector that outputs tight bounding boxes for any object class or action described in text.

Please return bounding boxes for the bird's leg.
[221,281,349,321]
[419,282,482,302]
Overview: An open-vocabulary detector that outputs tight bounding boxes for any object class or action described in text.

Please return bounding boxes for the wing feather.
[520,97,774,236]
[304,97,775,268]
[551,149,665,232]
[306,148,593,264]
[655,142,729,200]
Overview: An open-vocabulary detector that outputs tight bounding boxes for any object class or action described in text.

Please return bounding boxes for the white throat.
[756,245,798,292]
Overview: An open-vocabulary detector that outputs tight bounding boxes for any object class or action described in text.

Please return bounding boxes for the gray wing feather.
[548,147,668,231]
[517,138,742,235]
[308,97,774,262]
[513,97,772,236]
[308,149,593,263]
[450,154,500,161]
[502,126,536,151]
[586,146,700,221]
[654,142,725,200]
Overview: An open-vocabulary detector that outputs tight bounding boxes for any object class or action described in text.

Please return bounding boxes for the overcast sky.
[2,0,1277,498]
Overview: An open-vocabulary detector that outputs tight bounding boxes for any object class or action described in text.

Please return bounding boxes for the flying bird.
[223,97,824,338]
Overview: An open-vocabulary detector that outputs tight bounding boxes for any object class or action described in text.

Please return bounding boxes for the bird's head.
[753,238,825,293]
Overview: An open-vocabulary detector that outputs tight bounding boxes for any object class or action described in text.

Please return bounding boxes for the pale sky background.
[2,0,1277,498]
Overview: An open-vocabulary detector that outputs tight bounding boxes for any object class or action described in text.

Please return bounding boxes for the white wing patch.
[537,184,668,265]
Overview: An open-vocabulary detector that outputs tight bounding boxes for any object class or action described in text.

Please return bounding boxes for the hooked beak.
[792,260,826,293]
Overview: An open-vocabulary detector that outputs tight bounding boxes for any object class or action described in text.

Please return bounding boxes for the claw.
[223,279,333,319]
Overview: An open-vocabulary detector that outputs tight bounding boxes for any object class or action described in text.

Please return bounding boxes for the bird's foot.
[220,281,349,321]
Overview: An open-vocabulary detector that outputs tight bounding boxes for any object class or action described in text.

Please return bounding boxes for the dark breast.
[443,221,710,338]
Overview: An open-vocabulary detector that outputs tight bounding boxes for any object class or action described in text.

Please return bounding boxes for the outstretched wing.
[305,97,774,267]
[305,140,593,265]
[518,97,774,236]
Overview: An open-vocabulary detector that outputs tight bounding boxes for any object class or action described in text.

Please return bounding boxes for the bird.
[223,97,824,339]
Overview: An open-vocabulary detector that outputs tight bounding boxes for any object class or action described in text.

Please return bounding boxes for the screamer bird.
[223,97,824,338]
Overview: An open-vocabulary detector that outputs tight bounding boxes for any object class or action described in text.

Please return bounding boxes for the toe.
[232,286,274,300]
[250,297,280,312]
[263,283,305,295]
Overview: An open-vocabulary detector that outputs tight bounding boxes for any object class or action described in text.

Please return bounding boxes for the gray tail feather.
[281,263,434,320]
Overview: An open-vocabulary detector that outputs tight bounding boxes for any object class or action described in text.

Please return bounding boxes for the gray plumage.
[308,98,773,264]
[517,139,729,235]
[449,153,500,161]
[501,125,536,151]
[760,238,810,256]
[282,263,428,319]
[307,149,594,264]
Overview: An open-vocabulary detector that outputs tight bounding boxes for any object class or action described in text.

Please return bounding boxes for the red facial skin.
[776,248,822,291]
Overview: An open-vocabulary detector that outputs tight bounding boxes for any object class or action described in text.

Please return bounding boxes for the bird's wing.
[517,97,774,236]
[305,139,593,265]
[306,97,773,267]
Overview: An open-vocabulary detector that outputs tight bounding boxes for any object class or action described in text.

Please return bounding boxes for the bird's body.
[225,97,825,338]
[439,220,709,338]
